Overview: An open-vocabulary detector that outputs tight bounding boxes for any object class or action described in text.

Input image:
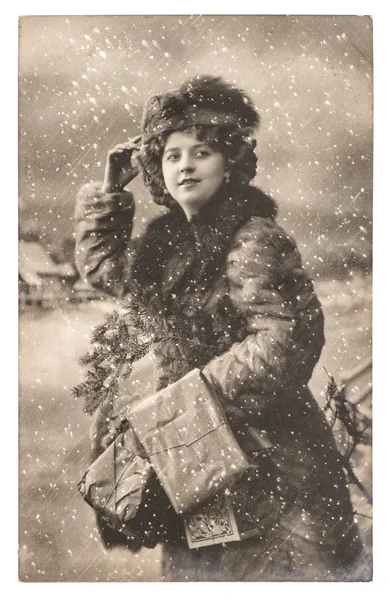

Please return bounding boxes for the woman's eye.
[195,149,210,157]
[166,153,180,161]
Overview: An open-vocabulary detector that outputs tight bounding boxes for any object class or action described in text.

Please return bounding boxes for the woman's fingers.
[109,136,141,154]
[129,134,142,145]
[107,145,136,159]
[101,136,141,192]
[98,397,114,417]
[106,141,140,173]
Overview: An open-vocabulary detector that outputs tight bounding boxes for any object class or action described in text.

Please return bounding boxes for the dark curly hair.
[136,125,258,208]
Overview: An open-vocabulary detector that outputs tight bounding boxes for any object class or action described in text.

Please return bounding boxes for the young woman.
[74,75,367,581]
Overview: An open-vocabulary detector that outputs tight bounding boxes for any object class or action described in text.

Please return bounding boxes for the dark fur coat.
[74,182,365,581]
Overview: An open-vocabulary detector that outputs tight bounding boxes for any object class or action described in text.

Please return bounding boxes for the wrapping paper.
[78,428,154,543]
[126,368,252,515]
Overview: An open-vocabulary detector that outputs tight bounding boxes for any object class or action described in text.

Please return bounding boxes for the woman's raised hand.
[101,134,142,193]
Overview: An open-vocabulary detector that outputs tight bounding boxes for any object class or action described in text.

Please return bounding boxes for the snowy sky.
[19,14,372,261]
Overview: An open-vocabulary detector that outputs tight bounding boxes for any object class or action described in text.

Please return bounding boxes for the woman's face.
[161,130,227,218]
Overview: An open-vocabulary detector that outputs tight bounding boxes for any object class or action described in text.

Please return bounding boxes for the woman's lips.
[179,178,200,186]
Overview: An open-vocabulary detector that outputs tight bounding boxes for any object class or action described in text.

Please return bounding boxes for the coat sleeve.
[202,217,325,409]
[73,181,135,298]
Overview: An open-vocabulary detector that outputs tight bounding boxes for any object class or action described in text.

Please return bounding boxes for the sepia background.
[19,15,372,582]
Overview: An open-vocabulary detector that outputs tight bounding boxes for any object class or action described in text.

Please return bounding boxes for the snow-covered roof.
[73,277,97,292]
[19,241,76,285]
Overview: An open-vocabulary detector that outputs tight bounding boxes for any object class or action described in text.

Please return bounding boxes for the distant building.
[71,276,105,302]
[19,240,108,308]
[19,240,76,308]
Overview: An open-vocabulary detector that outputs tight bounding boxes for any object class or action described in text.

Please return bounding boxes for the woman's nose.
[179,154,195,172]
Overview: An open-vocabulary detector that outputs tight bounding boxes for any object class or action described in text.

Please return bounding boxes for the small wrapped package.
[126,368,252,515]
[78,428,176,547]
[184,491,259,548]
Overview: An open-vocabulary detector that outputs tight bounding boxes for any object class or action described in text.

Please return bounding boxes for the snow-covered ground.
[19,276,372,581]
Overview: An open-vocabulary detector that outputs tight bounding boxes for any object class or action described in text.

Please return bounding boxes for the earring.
[224,173,230,184]
[163,187,168,194]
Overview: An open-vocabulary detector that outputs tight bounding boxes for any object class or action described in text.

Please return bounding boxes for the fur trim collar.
[131,185,277,298]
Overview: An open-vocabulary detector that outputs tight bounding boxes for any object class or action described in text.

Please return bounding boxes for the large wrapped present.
[126,368,252,515]
[78,427,177,548]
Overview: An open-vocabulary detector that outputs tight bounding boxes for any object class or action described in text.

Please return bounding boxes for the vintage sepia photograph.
[18,13,373,584]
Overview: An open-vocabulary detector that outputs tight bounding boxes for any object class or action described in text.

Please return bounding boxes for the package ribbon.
[126,368,252,515]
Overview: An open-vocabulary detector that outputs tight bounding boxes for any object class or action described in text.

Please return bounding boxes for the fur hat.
[141,75,260,142]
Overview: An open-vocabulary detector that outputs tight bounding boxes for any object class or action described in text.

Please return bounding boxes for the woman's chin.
[176,196,212,215]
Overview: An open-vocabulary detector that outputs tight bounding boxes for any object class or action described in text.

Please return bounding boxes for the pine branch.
[73,280,246,415]
[343,458,373,505]
[323,367,372,504]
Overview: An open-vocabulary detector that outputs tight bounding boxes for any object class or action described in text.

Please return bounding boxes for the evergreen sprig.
[72,284,232,415]
[323,367,372,504]
[72,302,155,414]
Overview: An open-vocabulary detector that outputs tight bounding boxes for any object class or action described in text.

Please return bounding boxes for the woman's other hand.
[89,393,140,457]
[101,135,142,193]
